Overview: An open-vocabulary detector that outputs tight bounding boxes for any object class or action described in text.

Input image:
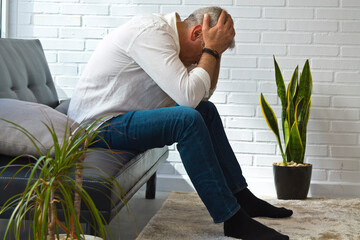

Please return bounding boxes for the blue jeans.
[93,101,248,223]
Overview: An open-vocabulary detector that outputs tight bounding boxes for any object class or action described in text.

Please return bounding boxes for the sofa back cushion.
[0,98,78,157]
[0,39,59,108]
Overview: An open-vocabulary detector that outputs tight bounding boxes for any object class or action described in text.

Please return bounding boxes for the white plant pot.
[56,234,103,240]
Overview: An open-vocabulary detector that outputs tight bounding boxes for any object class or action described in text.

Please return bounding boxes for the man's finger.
[203,13,210,30]
[225,14,234,29]
[217,10,227,25]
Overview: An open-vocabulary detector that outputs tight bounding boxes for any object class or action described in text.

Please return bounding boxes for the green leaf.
[295,97,304,134]
[288,122,304,163]
[287,66,298,101]
[284,118,290,150]
[274,56,287,108]
[274,57,288,152]
[300,101,311,163]
[260,93,285,164]
[287,87,295,130]
[296,60,312,107]
[295,96,311,163]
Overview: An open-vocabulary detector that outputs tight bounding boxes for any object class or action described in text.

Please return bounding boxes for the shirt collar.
[162,12,181,53]
[163,12,181,30]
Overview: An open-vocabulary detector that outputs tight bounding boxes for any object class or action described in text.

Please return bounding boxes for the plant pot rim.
[55,234,103,240]
[273,162,312,167]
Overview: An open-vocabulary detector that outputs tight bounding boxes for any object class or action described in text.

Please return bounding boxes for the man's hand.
[202,10,235,54]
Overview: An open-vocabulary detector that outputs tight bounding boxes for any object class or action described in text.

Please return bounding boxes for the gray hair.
[184,6,235,49]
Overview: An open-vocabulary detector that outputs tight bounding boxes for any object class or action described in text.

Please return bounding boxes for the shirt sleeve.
[127,25,211,108]
[187,65,214,101]
[202,88,216,101]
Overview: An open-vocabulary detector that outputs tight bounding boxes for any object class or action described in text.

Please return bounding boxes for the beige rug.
[137,192,360,240]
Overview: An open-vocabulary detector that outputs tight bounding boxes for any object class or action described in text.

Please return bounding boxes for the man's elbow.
[176,97,201,109]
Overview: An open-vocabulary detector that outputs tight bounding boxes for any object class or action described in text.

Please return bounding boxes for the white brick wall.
[9,0,360,197]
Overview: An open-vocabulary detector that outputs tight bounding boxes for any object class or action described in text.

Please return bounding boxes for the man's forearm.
[197,51,218,87]
[211,56,221,90]
[197,52,221,93]
[201,10,234,91]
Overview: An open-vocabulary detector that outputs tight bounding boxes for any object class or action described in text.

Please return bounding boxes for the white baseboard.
[157,175,360,198]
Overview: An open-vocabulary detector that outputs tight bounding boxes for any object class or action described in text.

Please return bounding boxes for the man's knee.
[176,106,204,126]
[198,101,216,111]
[177,106,202,118]
[197,101,219,115]
[173,106,208,142]
[196,101,220,122]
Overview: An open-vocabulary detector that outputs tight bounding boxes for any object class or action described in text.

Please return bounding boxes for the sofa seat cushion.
[81,146,168,212]
[0,146,168,215]
[0,98,78,157]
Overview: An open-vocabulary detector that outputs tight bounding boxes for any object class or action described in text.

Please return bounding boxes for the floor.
[0,191,170,240]
[110,191,169,240]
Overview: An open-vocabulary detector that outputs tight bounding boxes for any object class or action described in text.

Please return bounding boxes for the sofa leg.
[146,172,157,199]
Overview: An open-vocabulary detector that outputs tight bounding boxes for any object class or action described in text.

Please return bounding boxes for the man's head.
[184,6,235,49]
[178,6,235,66]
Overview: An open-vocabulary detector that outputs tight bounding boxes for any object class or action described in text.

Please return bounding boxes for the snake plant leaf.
[305,100,311,128]
[286,67,298,141]
[287,88,295,129]
[284,118,290,150]
[286,67,298,134]
[295,97,304,134]
[288,122,304,163]
[285,119,291,163]
[287,66,298,101]
[260,93,285,163]
[296,97,311,144]
[274,56,287,107]
[260,93,280,139]
[299,100,311,163]
[274,57,288,148]
[296,60,312,150]
[295,98,307,164]
[297,60,312,106]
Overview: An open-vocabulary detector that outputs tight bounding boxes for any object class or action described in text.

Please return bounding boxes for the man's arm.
[128,27,211,108]
[211,56,221,90]
[198,11,234,90]
[197,49,218,89]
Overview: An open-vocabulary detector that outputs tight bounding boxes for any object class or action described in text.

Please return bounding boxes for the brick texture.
[9,0,360,197]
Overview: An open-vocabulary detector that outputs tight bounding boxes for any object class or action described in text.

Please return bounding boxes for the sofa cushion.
[0,98,78,157]
[0,39,59,108]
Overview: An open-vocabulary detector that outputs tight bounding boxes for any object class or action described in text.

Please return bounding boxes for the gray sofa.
[0,38,168,234]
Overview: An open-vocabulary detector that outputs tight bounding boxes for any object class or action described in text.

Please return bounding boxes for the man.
[68,6,292,240]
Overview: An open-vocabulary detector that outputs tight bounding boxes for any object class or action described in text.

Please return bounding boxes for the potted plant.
[0,118,122,240]
[260,56,313,200]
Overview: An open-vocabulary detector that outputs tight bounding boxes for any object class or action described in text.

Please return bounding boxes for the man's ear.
[190,24,202,41]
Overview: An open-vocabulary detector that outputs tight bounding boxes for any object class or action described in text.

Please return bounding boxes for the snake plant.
[260,57,313,166]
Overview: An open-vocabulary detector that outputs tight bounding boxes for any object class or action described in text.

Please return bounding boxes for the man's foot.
[224,208,289,240]
[235,188,293,218]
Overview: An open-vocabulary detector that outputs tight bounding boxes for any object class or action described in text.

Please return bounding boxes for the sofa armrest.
[55,99,71,115]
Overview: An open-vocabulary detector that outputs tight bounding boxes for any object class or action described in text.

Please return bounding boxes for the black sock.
[235,188,293,218]
[224,208,289,240]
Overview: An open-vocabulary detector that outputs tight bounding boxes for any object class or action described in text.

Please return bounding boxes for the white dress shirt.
[68,12,211,125]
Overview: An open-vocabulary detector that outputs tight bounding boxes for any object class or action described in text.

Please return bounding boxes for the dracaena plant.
[0,118,125,240]
[260,57,313,166]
